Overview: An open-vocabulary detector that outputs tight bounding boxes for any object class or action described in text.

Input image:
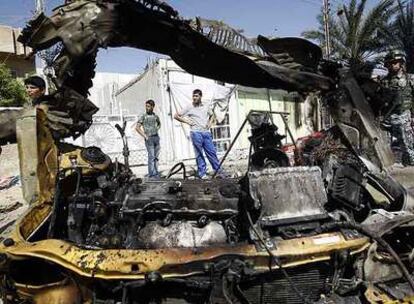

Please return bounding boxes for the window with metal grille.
[210,114,231,153]
[10,70,17,78]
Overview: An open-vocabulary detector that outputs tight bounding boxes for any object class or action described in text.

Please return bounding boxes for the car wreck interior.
[2,0,414,303]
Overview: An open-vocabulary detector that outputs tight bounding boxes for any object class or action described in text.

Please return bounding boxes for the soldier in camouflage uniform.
[381,50,414,166]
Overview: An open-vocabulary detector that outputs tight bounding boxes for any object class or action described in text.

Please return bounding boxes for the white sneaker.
[200,175,209,180]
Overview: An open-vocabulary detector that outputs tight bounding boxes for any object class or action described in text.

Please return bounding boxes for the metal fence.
[82,115,148,166]
[211,113,231,153]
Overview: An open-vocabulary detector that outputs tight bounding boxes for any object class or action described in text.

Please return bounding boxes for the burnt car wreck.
[2,0,414,303]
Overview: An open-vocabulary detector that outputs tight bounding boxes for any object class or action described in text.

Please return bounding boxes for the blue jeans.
[190,131,220,177]
[145,135,160,177]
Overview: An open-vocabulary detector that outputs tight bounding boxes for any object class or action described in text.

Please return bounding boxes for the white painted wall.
[89,72,136,114]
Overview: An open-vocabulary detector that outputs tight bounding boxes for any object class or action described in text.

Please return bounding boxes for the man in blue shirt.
[136,100,161,178]
[174,89,220,179]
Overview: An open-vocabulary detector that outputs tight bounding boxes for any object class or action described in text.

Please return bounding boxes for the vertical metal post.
[267,89,274,124]
[280,113,298,151]
[212,117,249,178]
[35,0,48,91]
[164,63,177,161]
[111,82,117,114]
[35,0,45,15]
[322,0,331,59]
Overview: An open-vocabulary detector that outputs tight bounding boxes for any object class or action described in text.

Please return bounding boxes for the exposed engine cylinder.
[59,178,241,249]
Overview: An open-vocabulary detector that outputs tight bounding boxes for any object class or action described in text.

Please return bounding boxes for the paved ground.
[0,144,27,233]
[0,143,20,177]
[389,165,414,188]
[388,165,414,202]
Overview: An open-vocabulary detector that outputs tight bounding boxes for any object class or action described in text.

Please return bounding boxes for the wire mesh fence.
[82,115,149,167]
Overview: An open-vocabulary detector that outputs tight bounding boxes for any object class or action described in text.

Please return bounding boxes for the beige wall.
[235,88,309,149]
[0,53,35,79]
[0,25,35,79]
[0,26,30,55]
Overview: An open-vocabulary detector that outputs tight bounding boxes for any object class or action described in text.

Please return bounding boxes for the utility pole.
[34,0,55,91]
[35,0,46,15]
[322,0,331,59]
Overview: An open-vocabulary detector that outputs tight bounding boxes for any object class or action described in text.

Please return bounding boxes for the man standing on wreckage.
[381,50,414,166]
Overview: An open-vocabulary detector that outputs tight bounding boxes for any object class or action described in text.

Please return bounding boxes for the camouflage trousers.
[390,110,414,165]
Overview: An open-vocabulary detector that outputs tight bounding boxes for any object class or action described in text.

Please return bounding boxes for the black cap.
[24,76,46,90]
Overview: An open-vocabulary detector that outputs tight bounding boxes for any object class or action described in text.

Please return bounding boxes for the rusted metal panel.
[2,232,368,279]
[16,108,39,204]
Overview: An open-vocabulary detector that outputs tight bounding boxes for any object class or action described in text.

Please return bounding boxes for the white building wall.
[116,67,163,116]
[89,72,136,114]
[35,69,135,114]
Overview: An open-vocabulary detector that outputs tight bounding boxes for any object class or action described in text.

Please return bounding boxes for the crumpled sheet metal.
[326,70,395,170]
[18,0,332,138]
[190,17,266,58]
[361,210,414,238]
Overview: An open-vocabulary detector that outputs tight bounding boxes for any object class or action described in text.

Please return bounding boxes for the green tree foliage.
[381,0,414,72]
[302,0,395,66]
[301,12,341,58]
[0,64,27,107]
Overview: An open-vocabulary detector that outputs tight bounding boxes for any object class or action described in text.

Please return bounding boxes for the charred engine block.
[53,176,241,249]
[51,167,333,252]
[49,146,333,250]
